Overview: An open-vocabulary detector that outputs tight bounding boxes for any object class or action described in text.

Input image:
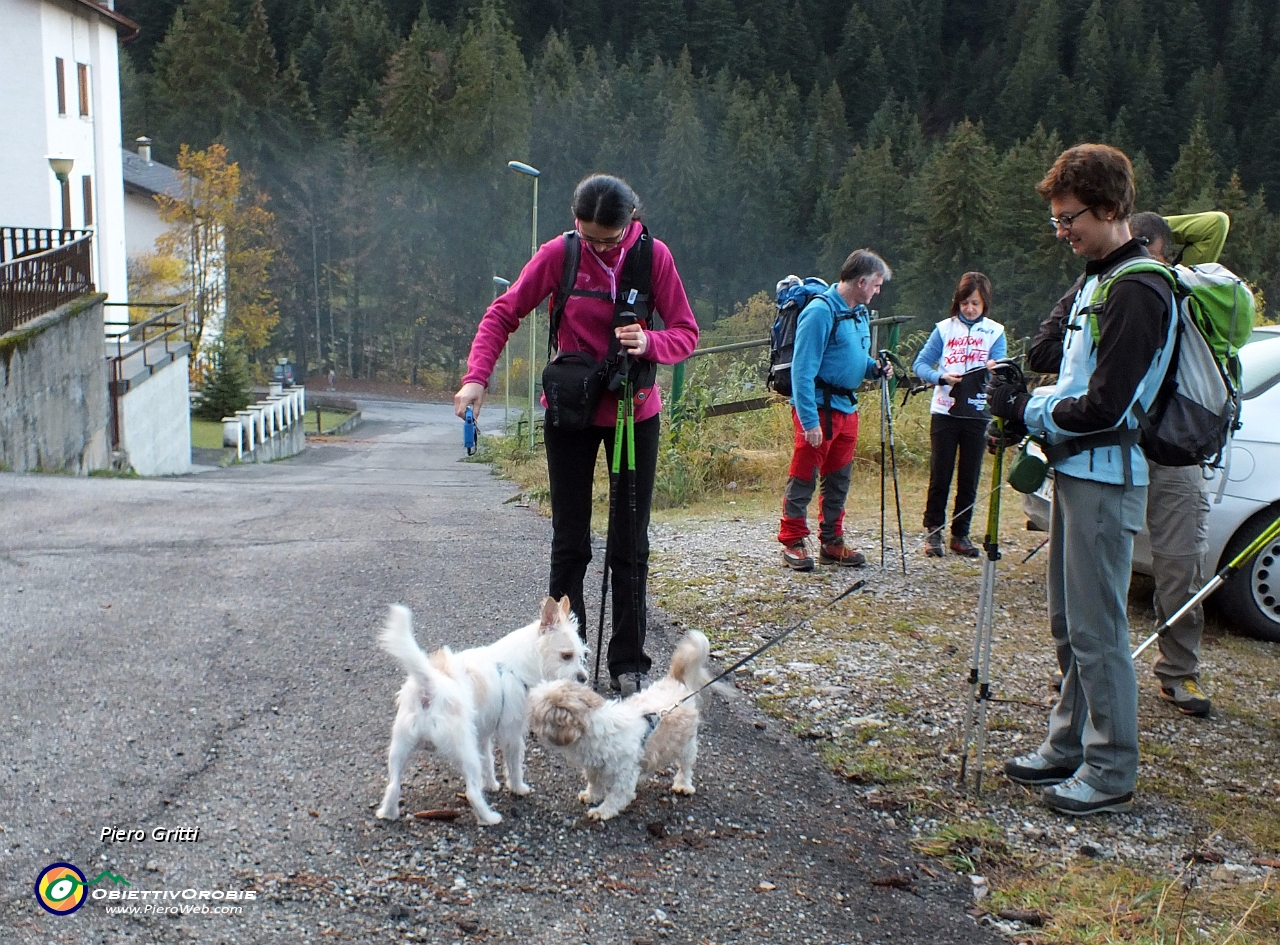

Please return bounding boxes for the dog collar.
[640,712,661,748]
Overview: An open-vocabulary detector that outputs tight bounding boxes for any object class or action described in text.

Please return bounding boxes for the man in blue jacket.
[987,144,1176,815]
[778,249,893,571]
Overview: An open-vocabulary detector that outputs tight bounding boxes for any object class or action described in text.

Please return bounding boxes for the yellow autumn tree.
[154,143,278,366]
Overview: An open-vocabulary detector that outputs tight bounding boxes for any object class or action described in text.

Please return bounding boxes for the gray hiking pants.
[1040,473,1146,795]
[1146,463,1210,684]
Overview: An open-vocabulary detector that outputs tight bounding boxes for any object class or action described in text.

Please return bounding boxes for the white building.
[0,0,137,327]
[122,137,183,260]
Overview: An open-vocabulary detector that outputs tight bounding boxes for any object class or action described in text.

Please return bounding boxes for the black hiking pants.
[544,413,659,678]
[923,413,987,538]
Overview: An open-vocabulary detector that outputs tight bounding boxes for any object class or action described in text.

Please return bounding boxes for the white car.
[1022,335,1280,642]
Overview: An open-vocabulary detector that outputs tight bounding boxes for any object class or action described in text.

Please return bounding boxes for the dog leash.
[661,579,867,716]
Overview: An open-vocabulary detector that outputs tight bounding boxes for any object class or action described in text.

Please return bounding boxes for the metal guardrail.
[0,232,95,335]
[104,302,191,449]
[669,314,914,421]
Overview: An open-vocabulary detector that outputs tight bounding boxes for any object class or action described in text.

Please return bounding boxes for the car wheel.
[1216,506,1280,643]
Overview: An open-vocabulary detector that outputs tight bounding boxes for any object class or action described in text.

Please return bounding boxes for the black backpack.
[548,226,662,391]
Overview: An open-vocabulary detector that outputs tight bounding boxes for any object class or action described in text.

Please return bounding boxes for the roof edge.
[67,0,141,41]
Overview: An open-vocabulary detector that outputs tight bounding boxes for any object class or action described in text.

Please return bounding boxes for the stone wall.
[0,295,110,474]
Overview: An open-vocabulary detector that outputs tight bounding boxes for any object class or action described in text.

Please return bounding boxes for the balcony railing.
[0,228,95,335]
[0,226,91,264]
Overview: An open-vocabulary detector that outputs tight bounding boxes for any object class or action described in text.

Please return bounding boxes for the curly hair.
[1036,144,1135,220]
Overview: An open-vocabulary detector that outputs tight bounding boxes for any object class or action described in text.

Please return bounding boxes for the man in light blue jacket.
[987,145,1176,816]
[778,250,893,571]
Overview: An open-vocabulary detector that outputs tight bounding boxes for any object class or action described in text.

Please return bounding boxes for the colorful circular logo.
[35,863,87,915]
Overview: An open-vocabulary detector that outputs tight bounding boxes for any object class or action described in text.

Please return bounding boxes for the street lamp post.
[47,155,75,230]
[508,161,540,448]
[493,276,511,430]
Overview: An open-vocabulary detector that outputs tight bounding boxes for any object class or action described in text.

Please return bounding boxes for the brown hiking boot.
[924,532,945,557]
[950,535,981,557]
[818,540,866,567]
[781,541,815,571]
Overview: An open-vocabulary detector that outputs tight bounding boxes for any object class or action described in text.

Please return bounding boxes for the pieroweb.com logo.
[34,863,129,916]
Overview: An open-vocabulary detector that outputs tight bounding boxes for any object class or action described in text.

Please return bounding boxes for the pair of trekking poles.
[594,336,644,690]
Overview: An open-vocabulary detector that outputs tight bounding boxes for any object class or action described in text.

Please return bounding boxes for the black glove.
[986,418,1028,454]
[985,375,1029,422]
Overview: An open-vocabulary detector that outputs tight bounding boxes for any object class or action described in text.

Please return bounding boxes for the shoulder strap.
[1086,259,1176,345]
[617,225,655,325]
[548,231,581,357]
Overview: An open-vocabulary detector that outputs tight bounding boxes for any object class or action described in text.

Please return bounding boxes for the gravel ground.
[647,507,1280,938]
[0,401,999,945]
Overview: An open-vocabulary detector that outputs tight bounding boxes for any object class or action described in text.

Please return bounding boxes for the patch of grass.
[820,741,920,785]
[303,409,354,434]
[88,468,140,478]
[190,419,226,449]
[913,819,1009,874]
[994,861,1278,945]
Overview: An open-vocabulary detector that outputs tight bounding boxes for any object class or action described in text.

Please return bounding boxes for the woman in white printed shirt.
[911,272,1006,556]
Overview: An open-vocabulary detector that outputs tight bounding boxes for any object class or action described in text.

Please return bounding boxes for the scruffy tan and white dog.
[375,597,587,825]
[528,629,714,821]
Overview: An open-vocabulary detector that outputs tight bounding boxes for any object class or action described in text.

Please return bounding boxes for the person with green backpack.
[1127,210,1229,717]
[986,144,1178,816]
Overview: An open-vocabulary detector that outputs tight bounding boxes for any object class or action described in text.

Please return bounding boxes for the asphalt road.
[0,399,997,944]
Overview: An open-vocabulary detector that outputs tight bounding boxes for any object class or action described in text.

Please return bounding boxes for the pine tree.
[1126,37,1176,172]
[194,337,253,421]
[1070,0,1111,141]
[380,11,453,164]
[905,119,999,316]
[1224,1,1264,121]
[310,0,399,133]
[994,0,1067,145]
[150,0,248,157]
[1218,171,1278,310]
[819,138,909,277]
[1162,117,1223,214]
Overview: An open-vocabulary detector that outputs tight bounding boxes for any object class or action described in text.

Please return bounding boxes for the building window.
[77,63,89,117]
[56,58,66,115]
[61,179,72,230]
[82,176,94,226]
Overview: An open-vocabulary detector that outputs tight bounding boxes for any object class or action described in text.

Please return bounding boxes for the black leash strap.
[666,579,867,712]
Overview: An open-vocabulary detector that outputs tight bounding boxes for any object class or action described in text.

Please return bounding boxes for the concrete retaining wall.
[119,352,192,476]
[0,294,110,474]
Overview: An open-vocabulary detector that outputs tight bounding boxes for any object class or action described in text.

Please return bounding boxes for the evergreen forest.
[117,0,1280,382]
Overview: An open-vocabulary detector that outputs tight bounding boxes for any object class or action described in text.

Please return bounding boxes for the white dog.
[375,597,587,825]
[528,629,714,821]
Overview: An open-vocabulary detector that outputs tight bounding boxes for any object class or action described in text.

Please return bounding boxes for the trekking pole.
[958,419,1007,793]
[621,375,644,682]
[879,351,907,575]
[593,394,628,689]
[879,374,888,570]
[1131,510,1280,660]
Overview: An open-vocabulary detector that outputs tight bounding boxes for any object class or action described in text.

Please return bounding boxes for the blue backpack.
[767,276,834,397]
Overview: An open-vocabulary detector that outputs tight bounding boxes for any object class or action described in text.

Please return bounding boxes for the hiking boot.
[610,672,649,697]
[1003,751,1076,787]
[1042,776,1134,816]
[1159,679,1211,717]
[923,532,945,557]
[818,540,866,567]
[781,541,815,571]
[950,535,981,557]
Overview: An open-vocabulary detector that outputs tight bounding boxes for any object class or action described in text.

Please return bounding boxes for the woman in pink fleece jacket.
[454,174,699,694]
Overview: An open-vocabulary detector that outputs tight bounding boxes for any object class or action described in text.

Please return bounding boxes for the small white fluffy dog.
[375,597,587,825]
[528,629,714,821]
